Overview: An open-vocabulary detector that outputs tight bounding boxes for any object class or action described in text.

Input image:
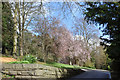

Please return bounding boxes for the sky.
[28,2,103,38]
[50,2,103,36]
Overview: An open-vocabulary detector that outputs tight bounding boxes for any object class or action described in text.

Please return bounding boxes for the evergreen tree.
[85,2,120,71]
[2,2,14,55]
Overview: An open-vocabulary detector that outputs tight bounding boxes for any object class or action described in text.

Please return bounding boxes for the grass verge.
[44,61,96,69]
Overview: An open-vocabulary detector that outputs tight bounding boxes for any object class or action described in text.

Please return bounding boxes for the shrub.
[22,54,37,63]
[84,60,95,69]
[2,74,15,78]
[108,65,111,70]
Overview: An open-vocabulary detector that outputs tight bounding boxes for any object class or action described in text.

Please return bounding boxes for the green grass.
[7,59,95,70]
[44,61,96,69]
[7,61,30,64]
[45,62,80,69]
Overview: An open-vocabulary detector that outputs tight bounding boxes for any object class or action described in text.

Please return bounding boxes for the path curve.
[68,69,111,80]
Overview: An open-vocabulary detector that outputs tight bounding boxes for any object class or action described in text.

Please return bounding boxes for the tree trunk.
[69,60,72,65]
[20,1,25,56]
[44,50,48,63]
[18,1,23,56]
[69,57,72,65]
[5,49,8,55]
[19,34,23,56]
[75,58,79,66]
[18,1,25,56]
[13,3,18,56]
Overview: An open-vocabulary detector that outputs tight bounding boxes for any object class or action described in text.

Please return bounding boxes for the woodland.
[1,2,120,72]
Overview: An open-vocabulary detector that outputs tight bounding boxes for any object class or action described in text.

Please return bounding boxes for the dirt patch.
[0,57,17,63]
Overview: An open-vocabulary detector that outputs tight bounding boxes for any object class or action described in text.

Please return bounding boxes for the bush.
[84,60,95,69]
[108,65,111,70]
[2,74,15,78]
[22,54,37,63]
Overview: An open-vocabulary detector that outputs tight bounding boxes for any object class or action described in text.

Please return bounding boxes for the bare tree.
[33,17,59,62]
[13,3,18,56]
[10,1,43,56]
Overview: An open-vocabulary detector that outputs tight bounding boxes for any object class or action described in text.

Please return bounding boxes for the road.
[67,69,111,80]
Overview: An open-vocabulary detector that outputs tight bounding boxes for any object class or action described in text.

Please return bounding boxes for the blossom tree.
[51,27,91,66]
[33,17,91,65]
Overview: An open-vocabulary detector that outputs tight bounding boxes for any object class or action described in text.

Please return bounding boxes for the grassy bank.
[44,61,96,69]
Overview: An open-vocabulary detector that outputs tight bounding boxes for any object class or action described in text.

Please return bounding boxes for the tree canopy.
[84,2,120,60]
[2,2,14,55]
[1,2,109,70]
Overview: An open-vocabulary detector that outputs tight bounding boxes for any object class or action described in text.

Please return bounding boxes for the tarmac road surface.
[67,69,111,80]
